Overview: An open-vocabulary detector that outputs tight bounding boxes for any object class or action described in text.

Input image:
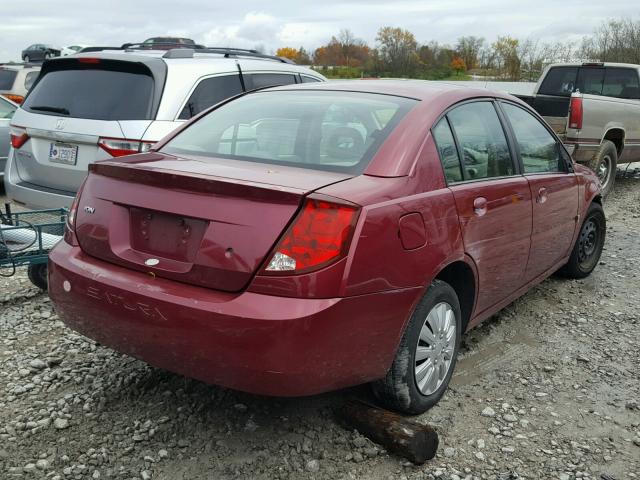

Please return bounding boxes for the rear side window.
[0,70,17,90]
[301,75,322,83]
[539,67,578,96]
[23,66,155,120]
[602,68,640,99]
[501,103,563,173]
[162,91,417,174]
[577,67,605,95]
[432,118,462,183]
[179,74,244,119]
[24,71,38,90]
[447,102,514,180]
[244,73,297,90]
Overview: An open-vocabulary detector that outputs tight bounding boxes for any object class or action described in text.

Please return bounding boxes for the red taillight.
[78,57,100,64]
[569,95,583,130]
[64,178,87,245]
[263,197,359,274]
[10,125,29,149]
[2,93,24,104]
[98,137,156,157]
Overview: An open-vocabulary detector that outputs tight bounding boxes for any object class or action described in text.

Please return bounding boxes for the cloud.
[0,0,636,62]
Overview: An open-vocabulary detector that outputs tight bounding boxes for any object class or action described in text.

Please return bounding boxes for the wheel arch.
[602,128,625,156]
[433,258,477,333]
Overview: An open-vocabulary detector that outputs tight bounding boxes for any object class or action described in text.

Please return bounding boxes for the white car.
[61,45,88,56]
[5,47,325,209]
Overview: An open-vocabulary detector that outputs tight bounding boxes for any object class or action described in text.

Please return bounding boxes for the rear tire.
[44,52,51,60]
[558,202,606,279]
[371,280,462,415]
[585,140,617,198]
[28,263,48,290]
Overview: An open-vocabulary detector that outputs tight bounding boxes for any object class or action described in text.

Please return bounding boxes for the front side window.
[447,102,514,180]
[602,68,640,99]
[178,74,244,119]
[501,103,563,173]
[244,73,297,90]
[162,91,417,174]
[432,118,462,183]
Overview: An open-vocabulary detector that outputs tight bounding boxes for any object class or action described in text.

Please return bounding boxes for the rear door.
[436,101,533,314]
[499,101,579,280]
[13,57,164,194]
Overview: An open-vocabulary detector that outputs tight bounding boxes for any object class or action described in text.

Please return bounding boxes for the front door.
[499,102,579,280]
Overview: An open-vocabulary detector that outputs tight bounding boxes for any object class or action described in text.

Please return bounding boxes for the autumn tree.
[455,36,484,70]
[451,56,466,75]
[492,36,520,80]
[376,26,418,75]
[276,47,300,62]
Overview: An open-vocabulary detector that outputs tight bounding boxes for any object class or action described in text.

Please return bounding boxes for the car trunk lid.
[74,152,354,291]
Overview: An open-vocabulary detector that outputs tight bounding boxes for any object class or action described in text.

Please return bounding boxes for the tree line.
[275,18,640,81]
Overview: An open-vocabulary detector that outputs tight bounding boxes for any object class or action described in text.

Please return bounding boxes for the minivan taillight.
[569,95,583,130]
[3,94,24,104]
[98,137,156,157]
[10,126,29,149]
[263,196,359,274]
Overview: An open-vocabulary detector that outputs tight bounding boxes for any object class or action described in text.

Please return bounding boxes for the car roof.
[547,62,640,69]
[266,79,513,102]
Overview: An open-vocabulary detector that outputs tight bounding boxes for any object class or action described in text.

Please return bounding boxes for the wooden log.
[335,399,439,464]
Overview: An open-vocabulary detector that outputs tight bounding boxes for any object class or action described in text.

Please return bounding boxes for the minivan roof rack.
[122,42,205,51]
[162,47,295,64]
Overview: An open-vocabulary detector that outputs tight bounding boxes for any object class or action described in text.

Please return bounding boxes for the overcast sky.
[1,1,637,62]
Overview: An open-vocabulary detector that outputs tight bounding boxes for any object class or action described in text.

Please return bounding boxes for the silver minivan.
[5,48,325,209]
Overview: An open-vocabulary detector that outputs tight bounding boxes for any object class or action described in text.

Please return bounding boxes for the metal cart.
[0,203,67,290]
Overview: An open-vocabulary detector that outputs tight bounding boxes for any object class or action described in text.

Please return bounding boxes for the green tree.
[376,26,419,76]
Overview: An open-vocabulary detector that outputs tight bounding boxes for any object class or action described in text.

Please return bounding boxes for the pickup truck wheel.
[371,280,461,415]
[586,140,617,198]
[558,202,606,279]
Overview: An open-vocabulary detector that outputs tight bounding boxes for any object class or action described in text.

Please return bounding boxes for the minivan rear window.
[23,65,155,120]
[0,69,17,90]
[162,90,417,174]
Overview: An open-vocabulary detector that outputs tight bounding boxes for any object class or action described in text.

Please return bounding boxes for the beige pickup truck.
[516,62,640,196]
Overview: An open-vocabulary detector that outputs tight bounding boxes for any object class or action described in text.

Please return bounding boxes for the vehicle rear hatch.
[13,55,166,195]
[74,153,354,291]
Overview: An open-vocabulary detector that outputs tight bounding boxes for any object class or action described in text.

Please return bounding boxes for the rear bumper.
[49,241,420,396]
[564,141,599,164]
[4,150,74,209]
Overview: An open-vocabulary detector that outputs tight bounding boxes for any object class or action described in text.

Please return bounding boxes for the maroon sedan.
[48,81,605,414]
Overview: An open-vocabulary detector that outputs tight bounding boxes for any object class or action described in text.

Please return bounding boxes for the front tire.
[44,52,51,60]
[586,140,617,198]
[24,55,30,63]
[372,280,462,415]
[558,202,606,279]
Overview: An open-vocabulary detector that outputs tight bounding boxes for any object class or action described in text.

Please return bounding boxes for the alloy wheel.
[414,301,456,396]
[597,155,612,189]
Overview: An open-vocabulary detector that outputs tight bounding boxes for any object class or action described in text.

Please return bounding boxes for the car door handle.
[536,187,548,204]
[473,197,488,216]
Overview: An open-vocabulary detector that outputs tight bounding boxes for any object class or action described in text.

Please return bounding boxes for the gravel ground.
[1,175,639,480]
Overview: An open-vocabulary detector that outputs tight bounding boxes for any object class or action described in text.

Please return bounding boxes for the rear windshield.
[539,67,578,96]
[22,66,155,120]
[0,69,17,90]
[162,91,417,174]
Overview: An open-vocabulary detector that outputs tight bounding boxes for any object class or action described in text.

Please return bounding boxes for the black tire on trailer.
[585,140,617,198]
[28,263,48,290]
